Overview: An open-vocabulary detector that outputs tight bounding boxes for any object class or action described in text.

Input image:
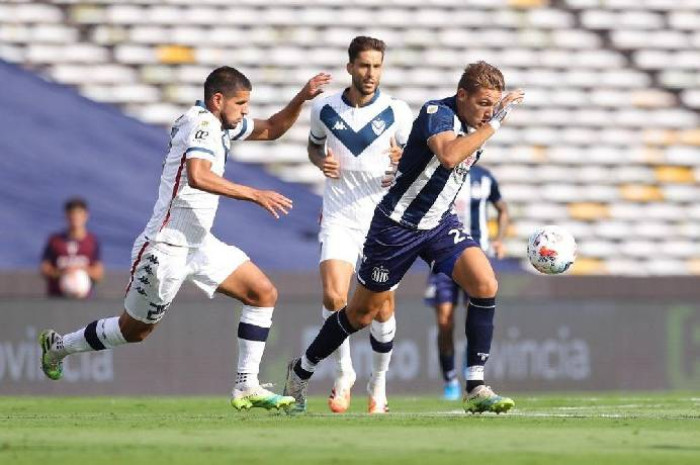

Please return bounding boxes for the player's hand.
[253,190,293,219]
[299,73,332,101]
[490,89,524,128]
[384,136,403,165]
[500,89,525,108]
[321,147,340,179]
[381,164,398,188]
[492,240,507,259]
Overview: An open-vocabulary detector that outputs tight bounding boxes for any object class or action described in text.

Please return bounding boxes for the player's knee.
[322,291,346,311]
[245,280,278,307]
[471,276,498,298]
[353,311,375,329]
[437,318,454,334]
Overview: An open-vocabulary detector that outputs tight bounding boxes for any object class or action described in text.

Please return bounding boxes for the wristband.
[488,120,501,131]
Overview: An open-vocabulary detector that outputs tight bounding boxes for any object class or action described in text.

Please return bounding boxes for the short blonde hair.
[458,61,504,93]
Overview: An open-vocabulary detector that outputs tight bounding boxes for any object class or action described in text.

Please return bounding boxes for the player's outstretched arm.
[430,89,524,169]
[247,73,331,141]
[187,159,292,219]
[428,126,496,170]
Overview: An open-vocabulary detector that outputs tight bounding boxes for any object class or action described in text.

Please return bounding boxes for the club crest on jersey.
[371,266,390,283]
[453,161,470,181]
[333,120,347,131]
[371,118,386,136]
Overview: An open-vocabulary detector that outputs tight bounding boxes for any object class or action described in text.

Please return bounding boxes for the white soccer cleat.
[283,358,309,415]
[328,370,356,413]
[366,379,389,414]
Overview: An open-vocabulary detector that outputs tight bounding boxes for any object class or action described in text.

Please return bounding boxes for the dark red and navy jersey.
[41,231,101,296]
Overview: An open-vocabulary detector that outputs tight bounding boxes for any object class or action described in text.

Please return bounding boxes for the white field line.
[302,409,700,420]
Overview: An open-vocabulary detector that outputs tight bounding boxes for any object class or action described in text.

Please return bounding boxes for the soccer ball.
[59,268,92,298]
[527,226,577,275]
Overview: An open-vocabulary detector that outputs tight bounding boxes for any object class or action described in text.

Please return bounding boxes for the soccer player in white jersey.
[285,62,524,414]
[307,36,413,414]
[423,164,510,400]
[38,66,331,411]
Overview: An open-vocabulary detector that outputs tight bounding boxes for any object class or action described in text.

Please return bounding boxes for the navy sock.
[465,296,496,370]
[294,308,358,380]
[439,352,457,382]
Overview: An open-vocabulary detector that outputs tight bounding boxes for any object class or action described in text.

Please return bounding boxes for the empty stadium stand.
[1,0,698,274]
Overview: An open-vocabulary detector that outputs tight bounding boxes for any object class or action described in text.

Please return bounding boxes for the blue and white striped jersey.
[452,165,502,251]
[309,89,413,229]
[377,96,482,230]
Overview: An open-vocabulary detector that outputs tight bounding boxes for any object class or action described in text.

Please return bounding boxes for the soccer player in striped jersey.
[308,36,413,414]
[39,66,330,411]
[285,61,523,414]
[423,164,510,400]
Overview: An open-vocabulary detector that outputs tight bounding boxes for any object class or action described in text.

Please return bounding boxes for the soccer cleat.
[463,385,515,414]
[230,384,295,411]
[443,379,461,401]
[367,396,389,414]
[367,380,389,414]
[328,370,356,413]
[283,358,309,415]
[39,329,64,381]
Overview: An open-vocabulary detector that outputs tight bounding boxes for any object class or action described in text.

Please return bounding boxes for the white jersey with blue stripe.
[378,96,483,230]
[452,165,501,251]
[142,100,253,248]
[309,89,413,229]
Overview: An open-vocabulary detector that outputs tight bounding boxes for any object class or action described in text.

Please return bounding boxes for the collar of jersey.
[341,88,381,108]
[444,95,471,134]
[195,100,207,110]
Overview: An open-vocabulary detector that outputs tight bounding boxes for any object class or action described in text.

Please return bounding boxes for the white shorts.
[124,233,249,324]
[319,223,368,270]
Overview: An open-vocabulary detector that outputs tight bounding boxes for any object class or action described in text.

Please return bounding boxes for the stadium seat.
[3,0,698,275]
[570,257,606,275]
[655,166,695,183]
[619,184,664,202]
[568,202,610,221]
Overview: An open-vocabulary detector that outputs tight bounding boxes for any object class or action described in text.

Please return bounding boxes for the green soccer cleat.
[463,385,515,414]
[230,384,295,411]
[39,329,64,381]
[283,358,309,415]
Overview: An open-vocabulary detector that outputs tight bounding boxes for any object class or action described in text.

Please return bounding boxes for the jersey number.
[448,229,467,245]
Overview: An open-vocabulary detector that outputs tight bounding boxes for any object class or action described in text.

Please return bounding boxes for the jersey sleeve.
[229,116,255,142]
[308,98,327,145]
[185,116,219,161]
[417,102,456,141]
[392,100,414,147]
[488,173,502,203]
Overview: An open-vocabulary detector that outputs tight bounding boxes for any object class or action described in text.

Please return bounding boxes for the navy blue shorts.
[423,271,469,307]
[357,211,479,292]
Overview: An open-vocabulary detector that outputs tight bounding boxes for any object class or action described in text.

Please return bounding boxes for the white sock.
[368,315,396,399]
[322,307,353,375]
[236,306,274,390]
[61,317,128,358]
[466,365,485,381]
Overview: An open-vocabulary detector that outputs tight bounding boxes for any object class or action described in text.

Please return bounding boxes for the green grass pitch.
[2,393,699,464]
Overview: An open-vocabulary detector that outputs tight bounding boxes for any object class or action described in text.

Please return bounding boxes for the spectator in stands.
[423,164,509,400]
[40,197,103,298]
